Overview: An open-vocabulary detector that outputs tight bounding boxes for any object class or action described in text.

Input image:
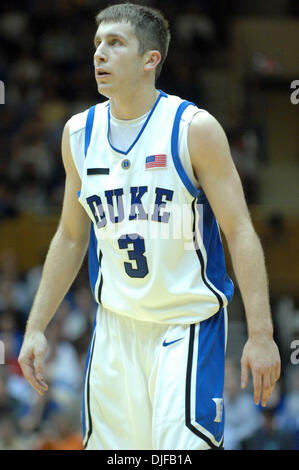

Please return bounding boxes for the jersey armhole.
[68,110,89,184]
[171,101,202,199]
[179,108,203,191]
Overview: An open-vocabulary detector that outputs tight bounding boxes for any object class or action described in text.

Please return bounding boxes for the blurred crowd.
[224,358,299,450]
[0,249,95,449]
[0,0,270,217]
[0,0,298,450]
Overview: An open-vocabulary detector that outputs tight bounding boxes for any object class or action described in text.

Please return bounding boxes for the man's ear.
[144,50,161,73]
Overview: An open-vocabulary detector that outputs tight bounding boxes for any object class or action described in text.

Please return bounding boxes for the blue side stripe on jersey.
[88,224,101,299]
[84,105,102,302]
[84,105,96,157]
[195,309,226,442]
[81,313,97,443]
[196,194,234,304]
[82,105,100,446]
[171,101,201,199]
[107,90,168,155]
[191,199,224,312]
[185,323,224,449]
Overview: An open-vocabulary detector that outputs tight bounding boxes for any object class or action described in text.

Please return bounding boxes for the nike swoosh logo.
[162,337,184,347]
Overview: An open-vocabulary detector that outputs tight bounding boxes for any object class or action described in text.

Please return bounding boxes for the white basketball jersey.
[69,91,234,324]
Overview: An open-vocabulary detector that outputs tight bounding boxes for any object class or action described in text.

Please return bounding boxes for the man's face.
[93,21,145,98]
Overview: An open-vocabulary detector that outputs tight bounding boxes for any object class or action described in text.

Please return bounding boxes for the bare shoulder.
[188,110,228,145]
[61,118,77,174]
[188,110,231,171]
[62,116,74,143]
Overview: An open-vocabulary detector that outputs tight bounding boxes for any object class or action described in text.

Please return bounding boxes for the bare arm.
[18,120,91,394]
[188,111,281,406]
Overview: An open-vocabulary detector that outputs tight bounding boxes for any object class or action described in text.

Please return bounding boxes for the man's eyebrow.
[94,32,127,45]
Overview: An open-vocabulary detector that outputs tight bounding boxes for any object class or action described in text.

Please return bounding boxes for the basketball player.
[18,3,280,450]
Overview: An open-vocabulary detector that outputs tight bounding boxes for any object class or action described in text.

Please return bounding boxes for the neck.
[109,86,159,120]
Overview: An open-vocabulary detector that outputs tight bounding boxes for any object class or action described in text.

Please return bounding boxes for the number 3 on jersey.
[118,233,149,278]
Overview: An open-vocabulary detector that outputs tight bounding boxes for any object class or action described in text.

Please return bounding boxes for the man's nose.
[94,44,107,63]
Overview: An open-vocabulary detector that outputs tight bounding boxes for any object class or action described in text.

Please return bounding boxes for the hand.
[240,334,281,407]
[18,331,49,395]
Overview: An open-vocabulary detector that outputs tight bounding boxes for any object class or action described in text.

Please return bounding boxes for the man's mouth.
[95,68,111,77]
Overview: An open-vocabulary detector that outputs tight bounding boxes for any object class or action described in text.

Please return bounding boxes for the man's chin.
[97,84,112,99]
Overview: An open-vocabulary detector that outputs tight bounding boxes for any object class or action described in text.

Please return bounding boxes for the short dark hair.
[95,2,171,80]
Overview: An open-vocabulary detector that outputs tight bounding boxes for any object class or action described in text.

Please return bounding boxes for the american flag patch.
[145,154,167,169]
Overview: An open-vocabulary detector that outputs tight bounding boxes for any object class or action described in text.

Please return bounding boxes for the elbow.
[225,220,258,249]
[56,221,90,253]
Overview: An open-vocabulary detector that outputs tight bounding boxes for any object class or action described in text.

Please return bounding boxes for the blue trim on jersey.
[84,105,102,302]
[197,194,234,304]
[195,308,226,443]
[84,105,96,157]
[171,100,233,305]
[88,224,101,299]
[171,100,201,199]
[81,312,97,443]
[106,90,168,155]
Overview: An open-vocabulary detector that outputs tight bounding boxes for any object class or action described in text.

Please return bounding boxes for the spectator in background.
[10,303,83,440]
[35,410,83,450]
[8,49,43,107]
[228,127,260,205]
[0,368,19,420]
[0,8,29,47]
[25,261,43,311]
[0,313,39,431]
[174,7,216,54]
[15,176,48,215]
[36,306,83,415]
[0,310,24,376]
[0,250,29,316]
[62,285,95,347]
[0,182,18,220]
[0,368,36,449]
[0,414,23,450]
[224,358,261,449]
[241,380,296,450]
[10,132,54,184]
[241,407,296,450]
[0,280,29,318]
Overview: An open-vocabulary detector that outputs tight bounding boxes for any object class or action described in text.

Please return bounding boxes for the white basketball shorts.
[82,305,227,450]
